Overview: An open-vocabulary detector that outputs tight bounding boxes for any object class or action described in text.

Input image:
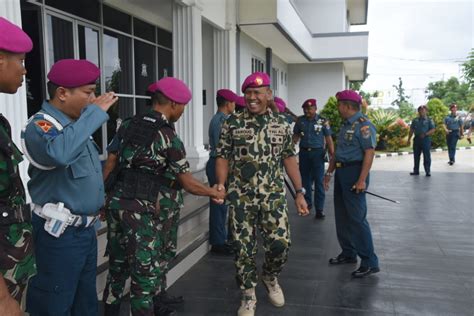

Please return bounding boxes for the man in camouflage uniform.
[102,77,225,316]
[0,17,36,316]
[215,72,309,316]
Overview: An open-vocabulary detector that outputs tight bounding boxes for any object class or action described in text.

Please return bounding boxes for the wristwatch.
[295,188,306,195]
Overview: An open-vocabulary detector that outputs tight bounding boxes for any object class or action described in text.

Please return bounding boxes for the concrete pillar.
[213,23,237,102]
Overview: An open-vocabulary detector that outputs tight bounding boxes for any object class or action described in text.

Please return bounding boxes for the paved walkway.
[168,150,474,316]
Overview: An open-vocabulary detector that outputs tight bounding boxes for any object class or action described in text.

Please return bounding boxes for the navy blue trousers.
[413,136,431,173]
[206,157,229,246]
[26,214,98,316]
[333,166,378,268]
[298,148,325,211]
[446,131,459,162]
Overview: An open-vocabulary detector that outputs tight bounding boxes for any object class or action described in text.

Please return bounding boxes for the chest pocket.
[70,152,93,179]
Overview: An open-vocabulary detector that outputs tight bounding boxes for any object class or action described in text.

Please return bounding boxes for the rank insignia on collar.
[35,120,53,133]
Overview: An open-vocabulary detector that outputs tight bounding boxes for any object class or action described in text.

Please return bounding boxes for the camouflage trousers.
[103,209,161,316]
[229,193,291,290]
[156,211,180,292]
[0,222,36,302]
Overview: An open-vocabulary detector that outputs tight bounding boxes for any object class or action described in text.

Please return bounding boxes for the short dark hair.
[339,100,360,110]
[47,81,60,99]
[151,91,171,105]
[216,95,227,108]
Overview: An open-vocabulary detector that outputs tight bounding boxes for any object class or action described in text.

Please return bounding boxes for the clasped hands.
[211,184,226,204]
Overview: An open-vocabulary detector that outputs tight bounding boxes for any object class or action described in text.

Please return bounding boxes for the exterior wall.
[202,21,215,146]
[201,0,227,29]
[271,53,289,101]
[288,63,345,114]
[238,32,267,90]
[291,0,347,33]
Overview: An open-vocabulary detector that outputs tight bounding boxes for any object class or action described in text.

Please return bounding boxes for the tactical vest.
[0,115,31,225]
[112,113,182,203]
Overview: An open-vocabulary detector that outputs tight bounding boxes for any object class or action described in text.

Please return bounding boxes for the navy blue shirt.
[25,101,109,215]
[335,111,376,162]
[208,111,228,157]
[293,114,332,148]
[411,116,435,137]
[444,114,462,130]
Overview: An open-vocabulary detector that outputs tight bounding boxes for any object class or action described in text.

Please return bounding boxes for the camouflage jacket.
[106,110,190,216]
[216,109,296,205]
[0,114,26,207]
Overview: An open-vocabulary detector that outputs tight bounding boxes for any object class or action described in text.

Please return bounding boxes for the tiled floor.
[109,150,474,315]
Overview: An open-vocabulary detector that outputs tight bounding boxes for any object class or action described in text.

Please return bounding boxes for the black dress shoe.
[426,173,431,177]
[210,244,233,256]
[409,172,420,175]
[155,290,184,305]
[315,210,325,219]
[103,303,121,316]
[351,266,380,278]
[329,255,357,265]
[448,161,453,165]
[154,301,177,316]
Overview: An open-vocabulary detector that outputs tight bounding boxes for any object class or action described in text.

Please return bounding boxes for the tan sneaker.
[237,288,257,316]
[262,276,285,307]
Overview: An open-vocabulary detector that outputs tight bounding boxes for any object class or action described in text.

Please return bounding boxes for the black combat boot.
[153,300,177,316]
[155,290,184,305]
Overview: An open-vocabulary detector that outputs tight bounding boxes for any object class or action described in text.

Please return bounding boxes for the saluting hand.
[93,92,119,112]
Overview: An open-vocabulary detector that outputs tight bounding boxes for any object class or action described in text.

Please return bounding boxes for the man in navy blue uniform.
[293,98,334,219]
[23,59,117,316]
[407,105,435,176]
[443,103,463,165]
[324,90,379,278]
[206,89,238,255]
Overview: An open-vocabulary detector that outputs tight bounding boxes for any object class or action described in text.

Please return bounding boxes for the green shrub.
[426,98,449,148]
[385,119,410,151]
[320,96,343,144]
[368,109,398,149]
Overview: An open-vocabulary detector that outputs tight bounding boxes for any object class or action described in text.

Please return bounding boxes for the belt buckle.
[335,162,342,168]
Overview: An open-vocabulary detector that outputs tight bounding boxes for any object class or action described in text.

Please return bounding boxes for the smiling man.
[215,72,308,316]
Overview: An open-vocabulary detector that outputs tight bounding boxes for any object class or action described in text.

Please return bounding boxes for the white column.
[213,22,237,104]
[0,0,30,189]
[172,1,208,159]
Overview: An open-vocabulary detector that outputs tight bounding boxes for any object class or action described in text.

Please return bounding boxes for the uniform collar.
[41,101,73,127]
[346,111,362,125]
[150,109,171,125]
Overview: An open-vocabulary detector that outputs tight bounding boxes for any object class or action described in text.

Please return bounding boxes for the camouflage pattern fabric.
[0,118,35,302]
[102,210,160,316]
[216,109,296,289]
[104,110,189,314]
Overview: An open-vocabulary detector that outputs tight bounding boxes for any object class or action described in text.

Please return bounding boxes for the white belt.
[32,204,98,228]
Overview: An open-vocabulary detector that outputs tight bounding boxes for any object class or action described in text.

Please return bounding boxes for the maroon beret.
[235,96,246,108]
[241,72,270,93]
[0,17,33,53]
[274,97,286,112]
[335,90,362,104]
[217,89,239,103]
[302,98,317,108]
[47,59,100,88]
[147,77,192,104]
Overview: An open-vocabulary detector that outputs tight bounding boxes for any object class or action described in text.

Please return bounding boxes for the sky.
[355,0,473,107]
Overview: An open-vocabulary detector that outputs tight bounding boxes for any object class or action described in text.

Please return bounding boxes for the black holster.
[0,204,32,225]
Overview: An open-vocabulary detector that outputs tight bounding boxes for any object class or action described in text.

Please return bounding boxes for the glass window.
[103,5,131,34]
[136,98,152,115]
[103,30,133,94]
[46,15,74,67]
[106,97,134,145]
[157,27,172,49]
[134,18,155,43]
[134,41,156,96]
[78,25,100,88]
[158,47,172,79]
[45,0,100,23]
